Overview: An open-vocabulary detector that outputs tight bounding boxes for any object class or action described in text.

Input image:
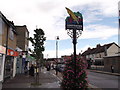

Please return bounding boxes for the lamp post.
[56,36,59,75]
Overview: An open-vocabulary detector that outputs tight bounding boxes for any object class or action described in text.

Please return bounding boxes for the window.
[9,27,14,40]
[26,31,28,38]
[25,44,28,51]
[0,18,2,35]
[0,18,2,45]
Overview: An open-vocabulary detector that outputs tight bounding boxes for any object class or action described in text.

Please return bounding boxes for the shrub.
[61,57,88,89]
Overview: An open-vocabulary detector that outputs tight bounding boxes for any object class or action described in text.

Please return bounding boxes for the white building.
[82,42,119,61]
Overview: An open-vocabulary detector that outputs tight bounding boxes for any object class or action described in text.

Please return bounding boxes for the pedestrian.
[47,64,50,71]
[29,64,34,76]
[24,66,28,75]
[111,65,114,73]
[51,64,54,70]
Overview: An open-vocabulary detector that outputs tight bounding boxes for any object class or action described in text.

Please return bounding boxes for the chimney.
[88,47,91,50]
[96,44,101,48]
[104,45,107,56]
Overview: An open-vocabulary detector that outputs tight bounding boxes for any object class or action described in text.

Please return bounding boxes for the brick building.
[15,25,29,51]
[104,55,120,73]
[15,25,29,74]
[0,11,18,82]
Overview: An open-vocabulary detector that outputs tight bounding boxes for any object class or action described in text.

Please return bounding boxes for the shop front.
[16,51,22,74]
[4,49,18,79]
[4,56,14,79]
[0,45,6,82]
[22,51,28,74]
[16,51,29,74]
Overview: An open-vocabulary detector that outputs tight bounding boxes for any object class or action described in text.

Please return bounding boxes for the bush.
[61,57,88,89]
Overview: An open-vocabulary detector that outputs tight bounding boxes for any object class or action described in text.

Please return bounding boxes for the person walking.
[111,65,114,73]
[47,64,51,71]
[29,64,34,76]
[24,66,28,75]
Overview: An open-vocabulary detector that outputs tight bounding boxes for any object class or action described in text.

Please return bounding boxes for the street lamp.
[56,36,59,75]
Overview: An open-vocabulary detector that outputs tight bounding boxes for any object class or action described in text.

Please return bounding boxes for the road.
[88,71,120,89]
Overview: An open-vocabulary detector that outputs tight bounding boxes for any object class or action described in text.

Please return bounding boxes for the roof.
[82,42,118,56]
[0,11,17,34]
[82,48,93,56]
[15,25,29,33]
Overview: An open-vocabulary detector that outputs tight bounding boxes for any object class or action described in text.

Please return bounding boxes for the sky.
[0,0,119,58]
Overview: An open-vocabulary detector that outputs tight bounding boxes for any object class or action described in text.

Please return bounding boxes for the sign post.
[65,7,83,88]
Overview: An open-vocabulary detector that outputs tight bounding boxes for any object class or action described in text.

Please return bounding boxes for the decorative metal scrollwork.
[67,29,82,38]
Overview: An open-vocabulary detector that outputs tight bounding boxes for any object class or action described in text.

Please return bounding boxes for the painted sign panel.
[65,7,83,30]
[7,49,19,56]
[0,45,6,54]
[65,12,83,30]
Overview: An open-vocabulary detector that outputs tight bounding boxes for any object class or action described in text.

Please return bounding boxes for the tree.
[28,28,46,84]
[61,56,88,89]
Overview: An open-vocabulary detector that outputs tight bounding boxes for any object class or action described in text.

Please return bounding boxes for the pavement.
[2,68,62,89]
[88,69,120,76]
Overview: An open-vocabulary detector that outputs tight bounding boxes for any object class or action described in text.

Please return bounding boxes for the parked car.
[57,64,65,72]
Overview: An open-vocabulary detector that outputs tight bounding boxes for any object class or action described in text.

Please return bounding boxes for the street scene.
[0,0,120,90]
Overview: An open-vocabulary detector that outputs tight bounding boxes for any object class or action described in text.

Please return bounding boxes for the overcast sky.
[0,0,119,58]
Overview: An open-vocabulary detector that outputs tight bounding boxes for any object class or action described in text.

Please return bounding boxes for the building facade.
[104,55,120,73]
[15,25,29,51]
[82,42,120,71]
[82,42,119,61]
[15,25,29,74]
[0,11,19,82]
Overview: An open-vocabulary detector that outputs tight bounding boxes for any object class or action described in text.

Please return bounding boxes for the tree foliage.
[28,28,46,84]
[28,28,46,61]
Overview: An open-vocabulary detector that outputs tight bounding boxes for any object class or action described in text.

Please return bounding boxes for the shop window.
[4,56,14,78]
[0,54,3,75]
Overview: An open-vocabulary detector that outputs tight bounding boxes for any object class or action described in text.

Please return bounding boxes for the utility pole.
[56,36,59,75]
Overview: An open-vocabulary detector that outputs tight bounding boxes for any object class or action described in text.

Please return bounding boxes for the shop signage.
[0,45,6,54]
[7,49,19,56]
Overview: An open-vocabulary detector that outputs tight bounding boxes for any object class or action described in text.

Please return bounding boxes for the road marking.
[88,84,102,90]
[52,73,62,82]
